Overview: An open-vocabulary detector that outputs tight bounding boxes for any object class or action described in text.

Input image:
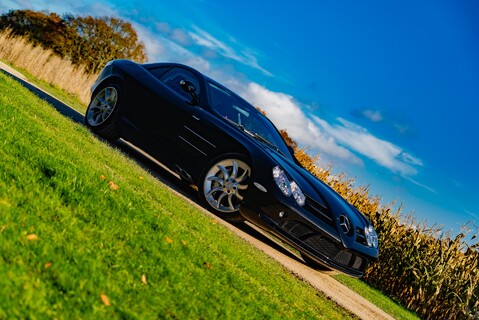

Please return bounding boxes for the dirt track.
[1,61,394,319]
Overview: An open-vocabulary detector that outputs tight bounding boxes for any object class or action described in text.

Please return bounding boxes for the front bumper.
[239,188,375,278]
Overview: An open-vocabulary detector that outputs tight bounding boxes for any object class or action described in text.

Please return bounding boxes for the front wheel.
[199,155,251,223]
[85,84,121,141]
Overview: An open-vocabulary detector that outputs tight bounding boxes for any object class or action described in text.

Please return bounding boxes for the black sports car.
[85,60,379,277]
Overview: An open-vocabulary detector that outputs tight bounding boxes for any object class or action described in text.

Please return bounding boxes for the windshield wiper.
[252,132,286,156]
[225,118,286,156]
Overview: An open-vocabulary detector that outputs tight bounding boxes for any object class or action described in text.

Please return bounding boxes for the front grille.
[334,250,352,265]
[303,234,368,271]
[352,256,363,270]
[304,235,339,257]
[281,220,314,239]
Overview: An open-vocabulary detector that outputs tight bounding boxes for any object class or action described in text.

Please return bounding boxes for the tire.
[199,154,251,223]
[85,83,121,141]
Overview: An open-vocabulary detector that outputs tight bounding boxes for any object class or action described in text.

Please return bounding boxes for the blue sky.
[2,0,478,238]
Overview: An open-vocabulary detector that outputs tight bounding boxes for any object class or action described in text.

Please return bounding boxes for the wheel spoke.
[94,113,102,124]
[109,89,117,102]
[216,192,227,208]
[227,194,235,211]
[90,105,100,112]
[104,89,111,102]
[206,186,223,198]
[237,168,249,183]
[207,176,225,185]
[231,161,238,179]
[217,165,230,180]
[96,96,105,105]
[238,183,248,190]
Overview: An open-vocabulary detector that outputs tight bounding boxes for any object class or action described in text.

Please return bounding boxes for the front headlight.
[273,166,291,196]
[364,225,378,248]
[290,181,306,206]
[272,166,305,206]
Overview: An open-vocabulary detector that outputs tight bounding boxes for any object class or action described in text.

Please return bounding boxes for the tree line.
[0,9,147,74]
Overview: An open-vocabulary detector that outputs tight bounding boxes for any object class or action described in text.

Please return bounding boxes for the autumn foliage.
[0,9,147,74]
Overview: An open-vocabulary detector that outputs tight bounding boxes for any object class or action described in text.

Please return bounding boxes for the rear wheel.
[85,84,121,141]
[199,155,250,223]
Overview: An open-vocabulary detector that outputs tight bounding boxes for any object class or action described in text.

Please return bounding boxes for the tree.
[0,10,72,57]
[0,10,147,74]
[279,129,298,149]
[63,15,147,74]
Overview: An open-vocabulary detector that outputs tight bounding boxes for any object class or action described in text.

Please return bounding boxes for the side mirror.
[180,80,199,105]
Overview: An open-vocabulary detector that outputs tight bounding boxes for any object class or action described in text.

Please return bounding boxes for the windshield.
[207,81,291,158]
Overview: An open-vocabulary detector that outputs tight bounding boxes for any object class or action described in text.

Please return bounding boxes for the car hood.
[265,147,372,248]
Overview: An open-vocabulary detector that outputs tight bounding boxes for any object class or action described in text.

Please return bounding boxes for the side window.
[159,68,200,100]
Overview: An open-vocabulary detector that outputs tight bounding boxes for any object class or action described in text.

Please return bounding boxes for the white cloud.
[188,25,271,76]
[362,109,383,122]
[404,177,437,194]
[241,83,362,164]
[132,22,166,59]
[170,28,192,46]
[464,209,478,220]
[235,81,425,178]
[132,22,211,72]
[312,116,423,176]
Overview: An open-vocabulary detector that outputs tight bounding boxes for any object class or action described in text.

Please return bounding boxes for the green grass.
[333,275,419,320]
[0,71,360,318]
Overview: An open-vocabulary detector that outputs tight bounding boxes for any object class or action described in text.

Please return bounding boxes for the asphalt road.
[0,62,394,320]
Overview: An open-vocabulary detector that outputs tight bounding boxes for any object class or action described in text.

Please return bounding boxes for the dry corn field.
[295,148,479,319]
[0,29,97,104]
[1,29,478,319]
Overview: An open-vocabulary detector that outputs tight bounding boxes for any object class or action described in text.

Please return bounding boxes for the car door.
[142,67,205,165]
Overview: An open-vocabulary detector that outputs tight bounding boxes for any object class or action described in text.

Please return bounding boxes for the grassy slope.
[0,72,357,318]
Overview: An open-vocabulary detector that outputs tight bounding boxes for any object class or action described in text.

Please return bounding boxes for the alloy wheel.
[203,159,250,213]
[87,86,118,126]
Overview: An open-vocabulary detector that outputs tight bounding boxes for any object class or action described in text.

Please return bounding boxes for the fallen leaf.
[211,219,218,224]
[181,240,187,246]
[165,236,173,244]
[141,274,147,284]
[100,293,110,306]
[204,262,212,269]
[108,181,119,190]
[139,176,144,180]
[44,262,52,269]
[26,234,38,241]
[99,175,106,180]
